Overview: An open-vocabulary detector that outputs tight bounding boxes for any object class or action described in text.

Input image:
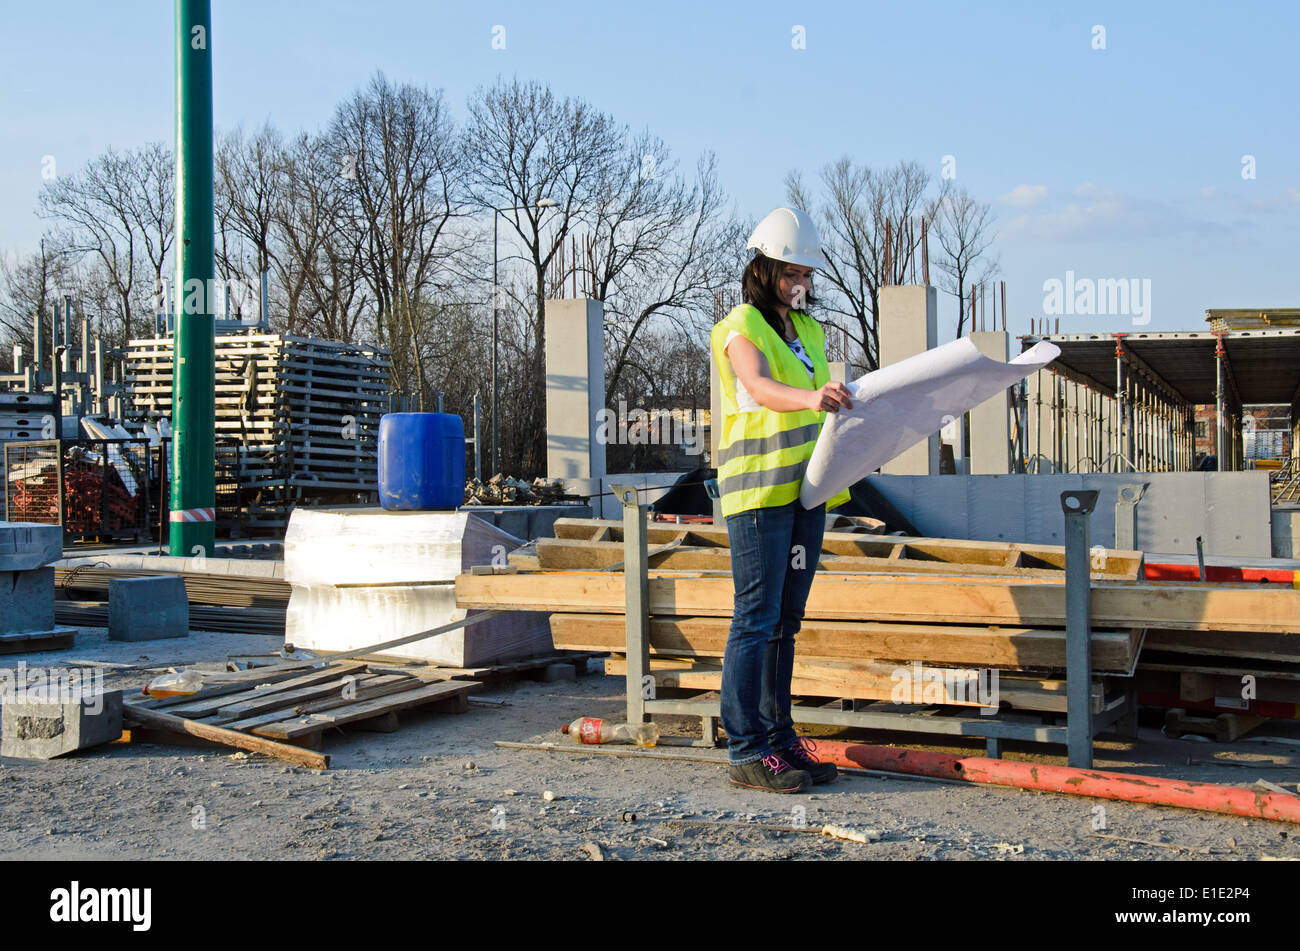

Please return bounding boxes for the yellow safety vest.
[710,304,853,517]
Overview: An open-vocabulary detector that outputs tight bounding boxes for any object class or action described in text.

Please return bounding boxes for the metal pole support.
[1113,482,1147,552]
[1062,490,1099,768]
[612,484,651,726]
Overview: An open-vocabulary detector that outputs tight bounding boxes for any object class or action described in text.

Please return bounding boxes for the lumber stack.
[453,518,1175,713]
[122,332,391,529]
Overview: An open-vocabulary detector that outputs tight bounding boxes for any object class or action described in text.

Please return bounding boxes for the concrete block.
[1272,508,1300,559]
[108,576,189,641]
[541,663,576,683]
[1,687,123,759]
[0,567,55,634]
[0,522,62,572]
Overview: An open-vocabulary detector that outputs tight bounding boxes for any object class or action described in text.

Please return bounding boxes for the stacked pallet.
[456,518,1171,714]
[122,332,391,529]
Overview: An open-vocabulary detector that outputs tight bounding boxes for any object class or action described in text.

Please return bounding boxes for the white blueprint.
[799,338,1062,508]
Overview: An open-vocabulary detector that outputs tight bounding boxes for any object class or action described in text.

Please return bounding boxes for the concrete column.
[967,331,1010,474]
[879,285,939,475]
[544,298,606,494]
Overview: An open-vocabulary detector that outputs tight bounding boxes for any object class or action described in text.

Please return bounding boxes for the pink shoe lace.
[760,753,792,774]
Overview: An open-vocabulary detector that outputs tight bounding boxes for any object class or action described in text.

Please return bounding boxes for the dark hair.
[741,251,817,339]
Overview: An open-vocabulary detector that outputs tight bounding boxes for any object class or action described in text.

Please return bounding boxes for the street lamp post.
[491,198,556,476]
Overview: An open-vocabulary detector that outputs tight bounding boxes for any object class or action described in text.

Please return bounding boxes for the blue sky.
[2,0,1297,339]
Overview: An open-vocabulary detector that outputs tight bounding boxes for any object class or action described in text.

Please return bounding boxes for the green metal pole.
[170,0,216,556]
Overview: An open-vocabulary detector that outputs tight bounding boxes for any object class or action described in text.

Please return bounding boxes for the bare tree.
[928,185,999,337]
[788,159,941,371]
[465,76,623,475]
[37,143,174,348]
[0,236,80,351]
[328,72,470,406]
[587,143,745,406]
[269,131,368,339]
[215,123,285,319]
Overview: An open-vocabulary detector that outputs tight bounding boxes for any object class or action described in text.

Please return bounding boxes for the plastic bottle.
[562,717,659,747]
[144,669,204,699]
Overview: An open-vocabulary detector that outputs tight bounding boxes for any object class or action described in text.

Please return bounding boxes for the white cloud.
[999,184,1048,207]
[999,184,1217,243]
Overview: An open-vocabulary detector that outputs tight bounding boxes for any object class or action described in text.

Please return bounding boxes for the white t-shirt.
[724,329,814,412]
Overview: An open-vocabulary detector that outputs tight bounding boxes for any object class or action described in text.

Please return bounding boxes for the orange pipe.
[810,740,1300,824]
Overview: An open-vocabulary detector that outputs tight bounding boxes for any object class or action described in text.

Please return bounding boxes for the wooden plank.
[253,680,481,740]
[457,572,1299,633]
[548,518,1143,579]
[154,663,370,716]
[548,614,1138,673]
[535,538,1108,578]
[122,702,330,769]
[603,656,1104,713]
[217,675,422,731]
[204,673,388,722]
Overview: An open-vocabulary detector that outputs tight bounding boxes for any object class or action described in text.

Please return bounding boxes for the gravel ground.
[2,626,1299,861]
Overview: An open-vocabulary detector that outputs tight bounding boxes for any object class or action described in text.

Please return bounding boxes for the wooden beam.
[534,538,1116,577]
[549,614,1140,673]
[548,518,1143,577]
[122,703,330,770]
[457,572,1300,634]
[603,655,1104,713]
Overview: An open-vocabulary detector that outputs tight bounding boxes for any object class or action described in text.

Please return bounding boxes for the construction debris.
[463,474,578,506]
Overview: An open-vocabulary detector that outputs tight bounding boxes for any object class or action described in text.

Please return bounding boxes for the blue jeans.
[720,500,826,765]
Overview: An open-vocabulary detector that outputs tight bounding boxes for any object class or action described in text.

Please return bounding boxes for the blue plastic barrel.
[378,412,466,510]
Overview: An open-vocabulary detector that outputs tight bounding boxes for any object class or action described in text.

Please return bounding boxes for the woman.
[710,206,854,793]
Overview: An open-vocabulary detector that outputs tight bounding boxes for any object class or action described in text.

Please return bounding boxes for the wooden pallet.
[123,661,479,761]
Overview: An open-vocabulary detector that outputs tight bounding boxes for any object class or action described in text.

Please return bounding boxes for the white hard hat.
[746,207,827,269]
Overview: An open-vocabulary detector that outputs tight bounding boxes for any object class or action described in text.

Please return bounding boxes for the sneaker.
[778,737,838,785]
[728,753,811,793]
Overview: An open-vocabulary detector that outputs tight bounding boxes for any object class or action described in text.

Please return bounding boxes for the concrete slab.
[108,576,189,641]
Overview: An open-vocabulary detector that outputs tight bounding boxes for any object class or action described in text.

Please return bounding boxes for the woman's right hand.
[808,381,854,413]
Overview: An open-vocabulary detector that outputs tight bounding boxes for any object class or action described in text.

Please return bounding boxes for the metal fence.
[4,437,164,542]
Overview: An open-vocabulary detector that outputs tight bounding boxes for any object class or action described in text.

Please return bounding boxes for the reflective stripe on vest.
[714,422,822,468]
